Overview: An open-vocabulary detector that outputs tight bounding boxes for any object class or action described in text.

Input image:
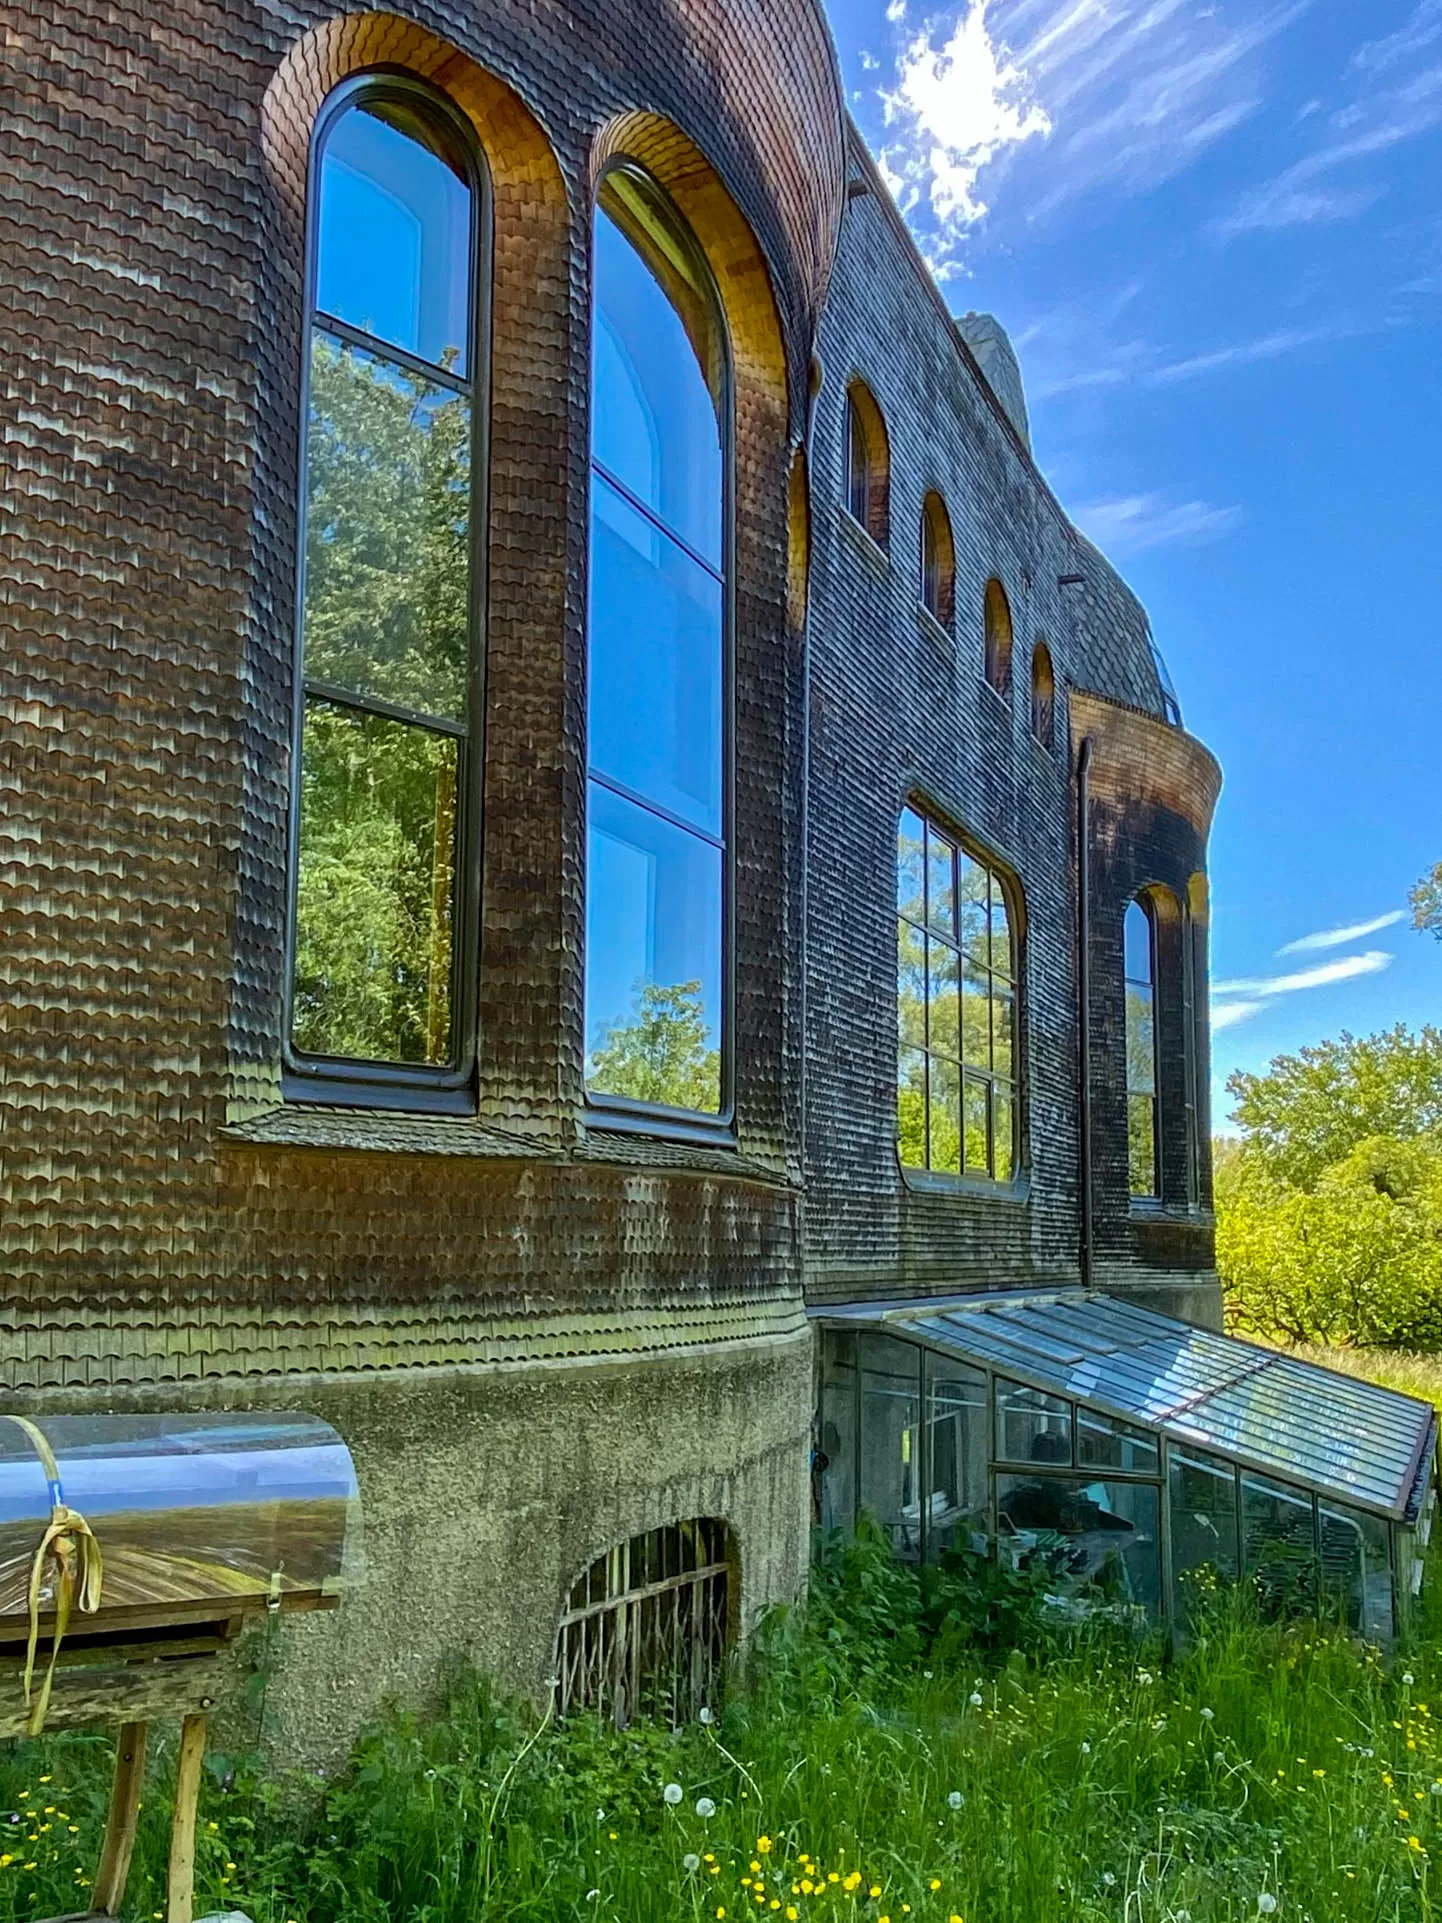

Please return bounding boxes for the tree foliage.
[1413,861,1442,939]
[1218,1026,1442,1349]
[588,979,720,1112]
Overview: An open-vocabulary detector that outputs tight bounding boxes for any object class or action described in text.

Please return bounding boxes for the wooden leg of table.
[91,1719,150,1917]
[166,1711,209,1923]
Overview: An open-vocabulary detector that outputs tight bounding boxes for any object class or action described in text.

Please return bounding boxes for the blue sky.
[825,0,1441,1127]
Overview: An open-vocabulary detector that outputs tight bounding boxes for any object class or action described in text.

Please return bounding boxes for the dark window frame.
[282,71,493,1114]
[844,379,890,551]
[583,160,737,1144]
[896,799,1025,1188]
[983,576,1013,698]
[920,489,955,631]
[1125,896,1161,1201]
[1030,640,1055,748]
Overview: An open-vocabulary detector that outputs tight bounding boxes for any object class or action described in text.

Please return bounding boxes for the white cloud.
[1212,950,1394,997]
[1211,999,1266,1033]
[1277,909,1406,954]
[1070,492,1243,556]
[1353,0,1442,76]
[1145,323,1354,383]
[882,1,1052,238]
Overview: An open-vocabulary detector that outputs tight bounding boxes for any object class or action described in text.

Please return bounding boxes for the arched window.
[286,78,485,1104]
[1125,899,1159,1198]
[1030,641,1055,747]
[585,167,728,1118]
[845,380,890,549]
[983,578,1013,696]
[898,804,1019,1182]
[920,490,955,629]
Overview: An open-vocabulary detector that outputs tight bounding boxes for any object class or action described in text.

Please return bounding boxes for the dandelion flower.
[586,1892,600,1902]
[930,1879,942,1891]
[697,1798,717,1819]
[1080,1741,1091,1755]
[664,1783,684,1806]
[700,1706,715,1725]
[1405,1673,1416,1686]
[685,1854,702,1873]
[1101,1872,1116,1888]
[947,1791,964,1810]
[1200,1707,1214,1721]
[1256,1897,1278,1915]
[968,1692,983,1708]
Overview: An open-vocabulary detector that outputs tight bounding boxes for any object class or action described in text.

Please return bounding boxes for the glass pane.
[847,403,869,527]
[897,1046,928,1167]
[1124,900,1153,985]
[1126,983,1156,1095]
[588,475,723,837]
[592,200,722,570]
[292,699,458,1066]
[926,1362,989,1559]
[1128,1094,1157,1198]
[996,1379,1071,1465]
[926,824,955,938]
[993,1084,1014,1182]
[859,1335,922,1561]
[958,852,988,959]
[928,1057,962,1176]
[988,882,1011,977]
[1319,1503,1393,1641]
[897,920,927,1049]
[991,986,1013,1078]
[964,1073,989,1176]
[1077,1409,1160,1474]
[996,1474,1162,1620]
[317,100,471,372]
[898,809,925,922]
[961,954,989,1068]
[819,1333,857,1535]
[584,782,722,1113]
[1170,1449,1239,1621]
[302,333,471,721]
[1243,1473,1317,1617]
[926,938,959,1059]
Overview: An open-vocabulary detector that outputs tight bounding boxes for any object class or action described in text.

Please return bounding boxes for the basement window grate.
[555,1518,731,1727]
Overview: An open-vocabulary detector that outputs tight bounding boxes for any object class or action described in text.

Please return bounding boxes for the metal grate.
[555,1518,731,1727]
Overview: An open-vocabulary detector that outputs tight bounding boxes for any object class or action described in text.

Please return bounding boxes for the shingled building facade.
[2,0,1219,1751]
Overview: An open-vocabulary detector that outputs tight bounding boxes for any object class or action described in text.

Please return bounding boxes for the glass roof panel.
[881,1294,1437,1521]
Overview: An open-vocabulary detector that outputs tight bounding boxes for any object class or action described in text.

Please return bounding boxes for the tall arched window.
[1125,899,1159,1198]
[286,78,485,1106]
[585,167,728,1119]
[983,578,1013,696]
[845,380,890,549]
[920,490,955,629]
[1030,641,1055,747]
[898,804,1019,1182]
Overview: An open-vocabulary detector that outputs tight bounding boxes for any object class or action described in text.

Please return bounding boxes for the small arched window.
[898,804,1020,1183]
[983,577,1013,696]
[1030,641,1055,748]
[1125,899,1159,1198]
[920,490,955,629]
[585,166,729,1119]
[287,78,485,1103]
[845,380,890,549]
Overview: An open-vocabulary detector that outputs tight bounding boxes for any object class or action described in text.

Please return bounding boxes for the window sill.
[900,1164,1031,1205]
[839,507,890,575]
[980,674,1013,712]
[916,603,954,650]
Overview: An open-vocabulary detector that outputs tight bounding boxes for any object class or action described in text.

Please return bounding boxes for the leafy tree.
[588,980,720,1112]
[1413,862,1442,939]
[1225,1025,1442,1191]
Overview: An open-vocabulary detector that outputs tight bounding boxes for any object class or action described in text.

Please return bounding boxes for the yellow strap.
[0,1415,104,1734]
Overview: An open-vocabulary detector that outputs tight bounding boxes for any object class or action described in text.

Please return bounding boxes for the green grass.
[2,1344,1440,1922]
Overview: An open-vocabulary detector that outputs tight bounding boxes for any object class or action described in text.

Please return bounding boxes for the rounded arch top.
[984,577,1014,697]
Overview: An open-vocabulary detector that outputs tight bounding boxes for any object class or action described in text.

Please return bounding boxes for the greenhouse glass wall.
[815,1294,1438,1640]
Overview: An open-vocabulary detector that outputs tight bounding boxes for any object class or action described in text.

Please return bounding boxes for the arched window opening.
[555,1519,732,1727]
[983,578,1013,696]
[1030,642,1055,748]
[898,804,1020,1183]
[1183,873,1209,1207]
[920,491,955,629]
[845,380,890,549]
[585,167,729,1120]
[1125,899,1159,1199]
[287,78,485,1102]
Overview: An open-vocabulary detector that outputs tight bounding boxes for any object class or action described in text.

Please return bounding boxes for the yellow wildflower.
[758,1837,773,1855]
[930,1880,942,1892]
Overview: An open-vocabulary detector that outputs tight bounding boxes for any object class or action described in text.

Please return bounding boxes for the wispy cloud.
[1211,999,1267,1033]
[1213,950,1394,997]
[875,0,1305,271]
[1352,0,1442,76]
[1277,910,1406,955]
[1146,323,1355,384]
[1070,492,1243,556]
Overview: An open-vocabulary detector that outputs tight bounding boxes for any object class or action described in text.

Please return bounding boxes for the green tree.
[588,980,720,1113]
[1412,861,1442,938]
[1225,1025,1442,1190]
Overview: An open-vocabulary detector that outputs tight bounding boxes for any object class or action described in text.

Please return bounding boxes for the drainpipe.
[1077,735,1094,1294]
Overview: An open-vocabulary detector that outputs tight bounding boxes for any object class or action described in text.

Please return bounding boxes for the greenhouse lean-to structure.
[815,1294,1438,1639]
